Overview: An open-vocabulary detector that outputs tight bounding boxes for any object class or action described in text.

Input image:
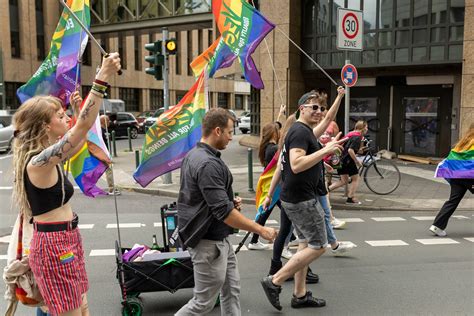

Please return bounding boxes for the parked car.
[106,112,139,139]
[136,110,155,133]
[238,112,251,134]
[0,123,14,153]
[144,107,166,130]
[238,111,249,123]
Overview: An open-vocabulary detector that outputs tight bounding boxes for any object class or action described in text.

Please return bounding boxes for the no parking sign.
[341,64,358,87]
[337,8,363,51]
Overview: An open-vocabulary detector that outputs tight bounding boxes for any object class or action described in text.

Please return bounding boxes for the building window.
[187,31,193,76]
[5,82,24,109]
[218,93,228,108]
[186,31,193,76]
[82,40,91,66]
[208,29,213,47]
[235,95,244,110]
[134,32,141,71]
[118,33,127,69]
[81,85,92,99]
[9,0,21,58]
[198,29,203,54]
[119,88,140,112]
[35,0,46,60]
[150,89,163,109]
[176,32,181,75]
[100,35,108,54]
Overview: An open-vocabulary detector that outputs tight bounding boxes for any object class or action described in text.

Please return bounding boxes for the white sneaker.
[288,239,300,248]
[248,241,268,250]
[429,225,447,237]
[331,218,346,229]
[108,189,121,196]
[331,242,354,255]
[281,248,293,260]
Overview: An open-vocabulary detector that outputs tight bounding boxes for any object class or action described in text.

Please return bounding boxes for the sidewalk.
[111,139,473,212]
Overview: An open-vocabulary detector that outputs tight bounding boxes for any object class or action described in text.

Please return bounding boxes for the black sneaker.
[291,291,326,308]
[306,269,319,284]
[260,276,282,311]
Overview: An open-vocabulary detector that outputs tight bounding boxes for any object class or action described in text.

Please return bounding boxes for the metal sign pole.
[344,54,350,135]
[162,27,172,184]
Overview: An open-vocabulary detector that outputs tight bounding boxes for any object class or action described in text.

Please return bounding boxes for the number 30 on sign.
[337,8,363,51]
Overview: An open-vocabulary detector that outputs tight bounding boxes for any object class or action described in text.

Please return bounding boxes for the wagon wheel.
[122,297,143,316]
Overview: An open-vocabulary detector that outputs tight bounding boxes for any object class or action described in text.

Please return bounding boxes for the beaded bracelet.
[94,79,109,87]
[92,82,107,93]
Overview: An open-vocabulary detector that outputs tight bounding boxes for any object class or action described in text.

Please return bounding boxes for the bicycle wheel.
[363,159,401,195]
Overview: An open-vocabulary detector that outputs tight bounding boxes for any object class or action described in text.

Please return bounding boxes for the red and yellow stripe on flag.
[255,152,281,219]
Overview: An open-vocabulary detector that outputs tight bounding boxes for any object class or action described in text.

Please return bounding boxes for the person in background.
[328,120,368,204]
[248,122,281,250]
[430,123,474,236]
[100,114,120,196]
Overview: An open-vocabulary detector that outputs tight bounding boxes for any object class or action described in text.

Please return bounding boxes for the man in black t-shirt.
[261,87,346,311]
[329,120,368,204]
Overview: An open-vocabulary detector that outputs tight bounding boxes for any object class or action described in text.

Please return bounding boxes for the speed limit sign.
[337,8,363,51]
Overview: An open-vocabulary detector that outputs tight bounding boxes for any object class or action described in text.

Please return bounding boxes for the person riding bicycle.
[328,120,368,204]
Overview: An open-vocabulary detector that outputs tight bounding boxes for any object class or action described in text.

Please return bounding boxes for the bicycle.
[356,139,401,195]
[328,138,401,195]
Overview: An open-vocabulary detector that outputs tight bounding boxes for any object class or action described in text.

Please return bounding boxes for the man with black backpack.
[328,120,368,204]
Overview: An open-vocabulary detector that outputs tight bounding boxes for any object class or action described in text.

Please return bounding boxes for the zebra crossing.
[1,215,472,260]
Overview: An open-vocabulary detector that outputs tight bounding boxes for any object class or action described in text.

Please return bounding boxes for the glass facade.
[90,0,211,25]
[303,0,464,70]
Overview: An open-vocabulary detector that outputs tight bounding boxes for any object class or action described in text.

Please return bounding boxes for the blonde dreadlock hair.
[12,96,63,217]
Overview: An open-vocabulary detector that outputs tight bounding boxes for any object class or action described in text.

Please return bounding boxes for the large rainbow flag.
[435,145,474,179]
[190,35,236,78]
[255,152,281,220]
[17,0,90,105]
[191,0,275,88]
[133,72,208,187]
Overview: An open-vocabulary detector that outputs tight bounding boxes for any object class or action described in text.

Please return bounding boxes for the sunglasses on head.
[302,104,326,112]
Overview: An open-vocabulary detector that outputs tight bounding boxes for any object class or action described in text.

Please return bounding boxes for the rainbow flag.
[255,152,281,220]
[435,145,474,179]
[134,72,208,187]
[190,35,236,78]
[17,0,90,105]
[65,97,111,197]
[212,0,275,89]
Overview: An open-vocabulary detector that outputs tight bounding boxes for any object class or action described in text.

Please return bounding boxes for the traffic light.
[144,41,164,80]
[165,39,177,55]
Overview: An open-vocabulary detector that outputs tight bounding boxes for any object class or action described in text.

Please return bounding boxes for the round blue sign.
[341,64,358,87]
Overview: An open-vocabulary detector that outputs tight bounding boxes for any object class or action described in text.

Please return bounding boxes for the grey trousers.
[175,238,241,316]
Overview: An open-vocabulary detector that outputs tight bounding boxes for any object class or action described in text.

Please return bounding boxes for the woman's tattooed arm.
[31,132,75,167]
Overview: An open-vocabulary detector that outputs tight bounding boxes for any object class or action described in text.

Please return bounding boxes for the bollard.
[247,148,254,192]
[111,130,117,157]
[135,150,140,168]
[127,127,133,152]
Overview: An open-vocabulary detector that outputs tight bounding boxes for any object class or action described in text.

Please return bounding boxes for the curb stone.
[118,185,462,213]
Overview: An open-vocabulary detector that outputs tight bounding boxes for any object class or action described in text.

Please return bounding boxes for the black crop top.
[24,165,74,216]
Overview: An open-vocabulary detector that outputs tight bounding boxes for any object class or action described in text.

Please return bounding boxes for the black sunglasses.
[302,104,326,112]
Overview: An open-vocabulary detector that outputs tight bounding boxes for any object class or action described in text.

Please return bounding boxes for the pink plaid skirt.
[29,227,89,315]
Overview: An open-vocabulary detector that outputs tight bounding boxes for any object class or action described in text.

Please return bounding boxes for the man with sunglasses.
[261,87,346,310]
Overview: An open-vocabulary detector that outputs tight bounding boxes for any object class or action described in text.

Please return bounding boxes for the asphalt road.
[0,188,473,315]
